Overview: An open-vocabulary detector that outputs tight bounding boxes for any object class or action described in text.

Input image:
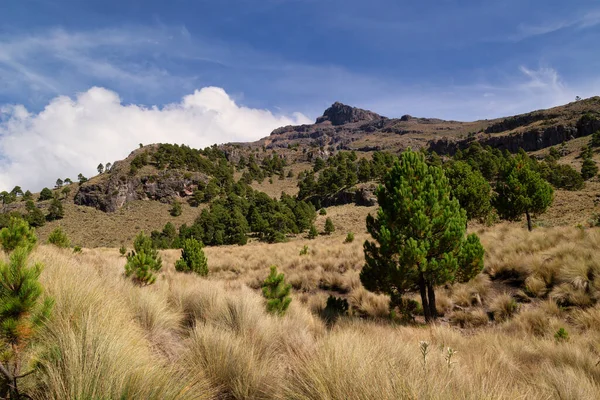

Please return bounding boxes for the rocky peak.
[316,102,384,126]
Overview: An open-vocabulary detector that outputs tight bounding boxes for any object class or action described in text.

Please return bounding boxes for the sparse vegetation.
[47,227,70,248]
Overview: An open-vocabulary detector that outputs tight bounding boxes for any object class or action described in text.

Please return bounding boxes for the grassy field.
[10,221,600,399]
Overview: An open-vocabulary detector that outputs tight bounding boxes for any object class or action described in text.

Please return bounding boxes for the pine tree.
[38,187,53,201]
[55,178,63,189]
[308,224,318,239]
[175,238,208,276]
[444,161,492,221]
[495,156,554,231]
[124,232,162,285]
[97,163,104,174]
[46,198,64,221]
[361,149,484,323]
[170,201,182,217]
[324,217,335,235]
[24,201,46,228]
[47,227,70,248]
[581,157,598,180]
[0,246,53,399]
[591,131,600,148]
[0,218,37,253]
[262,266,292,315]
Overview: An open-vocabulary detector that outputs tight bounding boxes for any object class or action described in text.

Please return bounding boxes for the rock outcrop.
[315,102,385,126]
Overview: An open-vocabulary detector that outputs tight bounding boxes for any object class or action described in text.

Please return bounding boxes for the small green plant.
[73,245,82,253]
[47,227,70,248]
[262,266,292,315]
[419,340,431,372]
[445,347,458,370]
[119,245,127,256]
[344,232,355,243]
[175,238,208,276]
[0,246,54,399]
[0,217,37,253]
[169,201,182,217]
[124,232,162,286]
[307,225,318,239]
[319,208,327,216]
[554,327,569,342]
[299,245,309,256]
[324,217,335,235]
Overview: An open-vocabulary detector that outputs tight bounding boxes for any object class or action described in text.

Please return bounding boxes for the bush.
[299,245,309,256]
[38,187,53,201]
[46,198,64,221]
[47,227,70,248]
[308,225,318,239]
[344,232,354,243]
[175,238,208,276]
[324,217,335,235]
[169,201,182,217]
[554,327,569,342]
[0,217,37,253]
[319,208,327,216]
[581,157,598,180]
[262,266,292,315]
[119,245,127,256]
[125,232,162,285]
[73,245,82,253]
[322,295,349,325]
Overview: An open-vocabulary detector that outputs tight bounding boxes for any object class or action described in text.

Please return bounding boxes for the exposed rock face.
[75,166,208,212]
[429,119,600,155]
[316,102,384,126]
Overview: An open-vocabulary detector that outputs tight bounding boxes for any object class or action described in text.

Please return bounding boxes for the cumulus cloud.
[0,86,311,192]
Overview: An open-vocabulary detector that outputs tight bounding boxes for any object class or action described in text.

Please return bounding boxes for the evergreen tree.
[495,156,554,231]
[46,198,64,221]
[361,149,484,323]
[175,238,208,276]
[22,191,33,201]
[324,217,335,235]
[38,187,53,201]
[64,178,72,185]
[169,201,182,217]
[47,227,70,248]
[0,246,53,399]
[61,186,71,198]
[444,161,492,221]
[55,178,63,189]
[125,232,162,285]
[581,157,598,180]
[9,187,22,198]
[105,162,112,172]
[591,131,600,148]
[262,266,292,315]
[97,163,104,174]
[24,201,46,228]
[77,173,87,185]
[0,218,37,253]
[308,224,318,239]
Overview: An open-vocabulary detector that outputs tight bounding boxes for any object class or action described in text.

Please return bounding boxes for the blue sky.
[0,0,600,190]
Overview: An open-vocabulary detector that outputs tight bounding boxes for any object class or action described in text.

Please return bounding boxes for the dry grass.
[7,238,600,399]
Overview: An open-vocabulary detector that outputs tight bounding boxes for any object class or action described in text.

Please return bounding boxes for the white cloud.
[0,86,310,192]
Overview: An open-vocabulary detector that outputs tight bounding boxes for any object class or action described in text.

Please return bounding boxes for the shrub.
[322,295,349,325]
[262,266,292,315]
[344,232,354,243]
[175,238,208,276]
[47,227,70,248]
[169,201,182,217]
[308,225,318,239]
[581,157,598,180]
[0,217,37,253]
[119,245,127,256]
[24,201,46,228]
[554,327,569,342]
[299,245,309,256]
[490,294,519,322]
[324,217,335,235]
[319,208,327,216]
[73,245,82,253]
[46,198,64,221]
[125,232,162,285]
[0,246,53,398]
[38,187,53,201]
